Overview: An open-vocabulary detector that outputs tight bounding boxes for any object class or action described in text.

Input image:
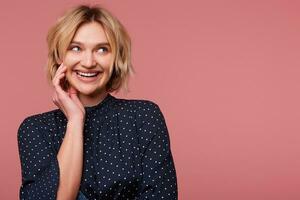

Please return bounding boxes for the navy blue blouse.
[17,93,178,199]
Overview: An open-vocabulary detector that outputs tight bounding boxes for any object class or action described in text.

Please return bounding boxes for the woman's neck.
[78,91,109,107]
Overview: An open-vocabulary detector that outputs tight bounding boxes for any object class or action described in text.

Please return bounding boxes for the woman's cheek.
[98,55,113,68]
[64,54,80,67]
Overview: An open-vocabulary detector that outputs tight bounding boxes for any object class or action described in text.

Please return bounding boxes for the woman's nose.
[81,51,96,67]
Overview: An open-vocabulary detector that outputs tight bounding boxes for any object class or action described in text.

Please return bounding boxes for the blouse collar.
[84,93,114,113]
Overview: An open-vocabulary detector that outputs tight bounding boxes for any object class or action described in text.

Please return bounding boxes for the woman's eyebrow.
[70,40,110,46]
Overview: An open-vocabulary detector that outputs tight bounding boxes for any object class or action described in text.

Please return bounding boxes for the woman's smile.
[74,70,102,83]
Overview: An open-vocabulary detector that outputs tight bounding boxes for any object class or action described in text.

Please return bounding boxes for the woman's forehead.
[72,22,109,45]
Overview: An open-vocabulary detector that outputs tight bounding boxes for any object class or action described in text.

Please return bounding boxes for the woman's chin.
[77,89,97,96]
[70,84,94,94]
[75,86,106,97]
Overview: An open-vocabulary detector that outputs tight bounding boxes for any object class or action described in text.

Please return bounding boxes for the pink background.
[1,0,300,199]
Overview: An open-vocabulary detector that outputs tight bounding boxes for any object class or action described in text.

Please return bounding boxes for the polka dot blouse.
[17,93,178,199]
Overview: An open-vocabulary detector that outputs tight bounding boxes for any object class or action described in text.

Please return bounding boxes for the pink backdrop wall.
[1,0,300,199]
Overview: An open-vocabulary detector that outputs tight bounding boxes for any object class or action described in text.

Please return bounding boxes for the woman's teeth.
[76,71,99,77]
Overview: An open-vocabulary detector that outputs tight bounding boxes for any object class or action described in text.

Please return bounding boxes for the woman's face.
[63,22,113,96]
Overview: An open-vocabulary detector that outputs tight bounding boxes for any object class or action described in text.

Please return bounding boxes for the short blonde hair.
[45,4,134,93]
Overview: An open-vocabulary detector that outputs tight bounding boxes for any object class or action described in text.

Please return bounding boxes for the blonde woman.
[17,4,178,200]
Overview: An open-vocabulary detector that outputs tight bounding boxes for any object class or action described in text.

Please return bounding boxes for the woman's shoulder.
[18,108,64,134]
[112,96,163,114]
[21,107,62,122]
[112,96,166,126]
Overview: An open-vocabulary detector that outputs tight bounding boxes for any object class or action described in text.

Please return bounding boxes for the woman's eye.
[68,46,109,54]
[70,46,80,52]
[97,47,109,53]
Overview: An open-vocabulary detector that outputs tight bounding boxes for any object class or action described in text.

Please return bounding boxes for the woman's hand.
[52,63,86,122]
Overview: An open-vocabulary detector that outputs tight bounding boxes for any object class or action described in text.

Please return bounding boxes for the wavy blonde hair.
[45,4,134,93]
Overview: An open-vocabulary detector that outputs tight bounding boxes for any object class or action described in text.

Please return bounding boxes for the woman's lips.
[74,71,101,83]
[75,70,101,73]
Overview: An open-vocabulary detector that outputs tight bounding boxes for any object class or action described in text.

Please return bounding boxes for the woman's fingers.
[53,73,66,88]
[53,65,66,82]
[52,64,70,115]
[52,64,66,86]
[56,63,66,75]
[53,72,68,98]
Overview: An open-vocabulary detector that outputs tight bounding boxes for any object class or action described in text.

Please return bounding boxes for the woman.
[17,4,178,200]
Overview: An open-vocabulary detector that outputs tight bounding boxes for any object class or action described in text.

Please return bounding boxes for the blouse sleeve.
[135,102,178,200]
[17,115,60,200]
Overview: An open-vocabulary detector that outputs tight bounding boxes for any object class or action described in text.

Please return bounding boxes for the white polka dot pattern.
[17,94,178,199]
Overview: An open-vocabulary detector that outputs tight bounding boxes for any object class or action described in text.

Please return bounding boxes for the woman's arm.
[56,118,84,200]
[135,101,178,199]
[52,63,86,199]
[18,116,60,199]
